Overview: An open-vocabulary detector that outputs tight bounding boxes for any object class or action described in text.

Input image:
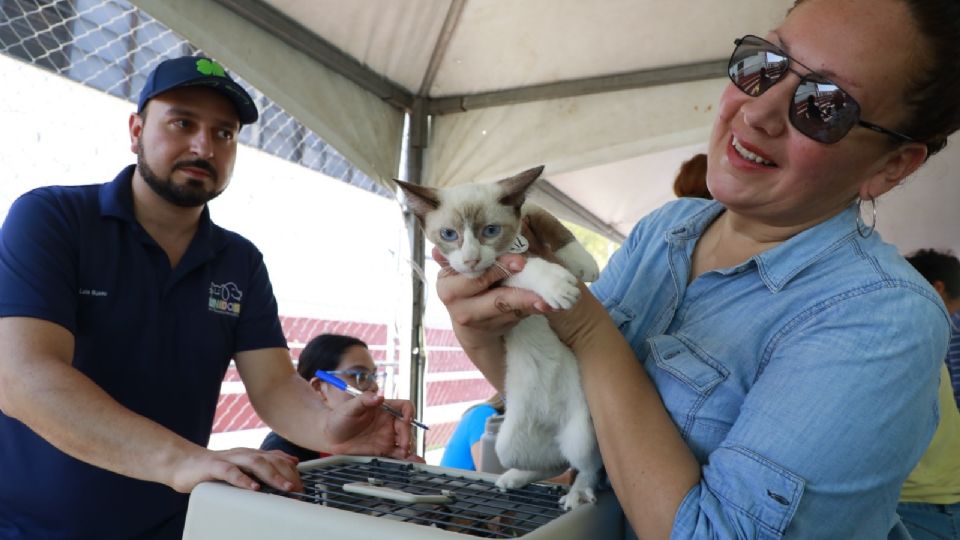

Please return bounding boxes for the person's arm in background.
[235,348,416,459]
[0,316,303,494]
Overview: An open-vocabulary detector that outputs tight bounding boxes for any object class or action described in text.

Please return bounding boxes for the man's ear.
[860,142,927,200]
[129,112,144,154]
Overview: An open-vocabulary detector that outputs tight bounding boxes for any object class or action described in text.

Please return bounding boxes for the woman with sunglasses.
[260,334,379,462]
[435,0,960,537]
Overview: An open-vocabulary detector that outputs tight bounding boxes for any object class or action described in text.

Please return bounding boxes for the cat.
[394,165,603,510]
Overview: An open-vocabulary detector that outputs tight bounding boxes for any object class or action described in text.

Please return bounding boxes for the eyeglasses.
[323,369,380,391]
[728,35,915,144]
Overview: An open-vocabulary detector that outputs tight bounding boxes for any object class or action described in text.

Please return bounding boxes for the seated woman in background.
[260,333,379,462]
[440,393,505,471]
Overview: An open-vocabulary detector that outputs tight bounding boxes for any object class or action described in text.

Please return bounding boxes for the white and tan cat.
[394,166,602,510]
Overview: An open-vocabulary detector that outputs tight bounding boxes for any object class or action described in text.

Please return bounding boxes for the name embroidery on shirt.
[208,281,242,317]
[78,288,108,297]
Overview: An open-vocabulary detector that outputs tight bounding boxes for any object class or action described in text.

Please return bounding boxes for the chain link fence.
[0,0,390,197]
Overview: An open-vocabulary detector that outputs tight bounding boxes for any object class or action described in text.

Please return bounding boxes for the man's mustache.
[174,160,218,180]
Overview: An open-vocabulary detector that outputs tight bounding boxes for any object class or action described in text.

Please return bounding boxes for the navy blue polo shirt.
[0,165,287,539]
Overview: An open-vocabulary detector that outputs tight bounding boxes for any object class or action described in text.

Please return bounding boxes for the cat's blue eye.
[439,228,459,241]
[481,225,502,238]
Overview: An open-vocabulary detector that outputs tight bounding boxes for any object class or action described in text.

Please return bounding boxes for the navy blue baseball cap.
[137,56,258,124]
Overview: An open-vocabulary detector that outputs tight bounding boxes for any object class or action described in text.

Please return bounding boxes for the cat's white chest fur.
[495,254,603,510]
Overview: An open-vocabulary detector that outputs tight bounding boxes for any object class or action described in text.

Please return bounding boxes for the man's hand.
[324,393,418,459]
[169,447,302,493]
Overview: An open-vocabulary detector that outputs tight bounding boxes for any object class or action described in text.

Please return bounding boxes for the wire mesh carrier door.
[183,455,623,539]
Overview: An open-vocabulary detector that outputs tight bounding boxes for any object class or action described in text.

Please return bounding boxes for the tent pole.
[404,98,429,455]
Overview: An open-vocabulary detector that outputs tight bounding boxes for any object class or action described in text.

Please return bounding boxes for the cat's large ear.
[497,165,544,208]
[392,179,440,220]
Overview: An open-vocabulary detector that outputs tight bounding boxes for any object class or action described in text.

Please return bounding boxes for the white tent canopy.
[130,0,795,240]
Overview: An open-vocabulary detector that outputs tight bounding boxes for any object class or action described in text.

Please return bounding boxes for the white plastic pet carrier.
[183,455,623,539]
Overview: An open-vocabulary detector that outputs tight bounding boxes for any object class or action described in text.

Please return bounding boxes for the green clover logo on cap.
[195,58,226,78]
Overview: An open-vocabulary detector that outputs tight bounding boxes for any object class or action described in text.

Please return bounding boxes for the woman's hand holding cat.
[521,219,612,355]
[434,246,550,332]
[434,246,548,390]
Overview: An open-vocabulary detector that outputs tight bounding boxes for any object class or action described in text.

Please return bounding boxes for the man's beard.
[136,139,224,208]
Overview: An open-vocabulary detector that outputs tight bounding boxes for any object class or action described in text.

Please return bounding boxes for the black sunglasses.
[728,35,915,144]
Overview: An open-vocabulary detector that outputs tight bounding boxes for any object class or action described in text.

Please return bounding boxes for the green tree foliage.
[562,221,621,271]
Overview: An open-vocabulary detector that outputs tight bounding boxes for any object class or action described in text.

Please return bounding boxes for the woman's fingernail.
[509,261,522,272]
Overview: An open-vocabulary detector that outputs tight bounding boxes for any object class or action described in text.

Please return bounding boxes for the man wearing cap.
[0,56,416,539]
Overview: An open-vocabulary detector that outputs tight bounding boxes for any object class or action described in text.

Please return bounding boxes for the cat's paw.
[536,266,580,310]
[559,486,596,511]
[555,242,600,283]
[506,259,580,309]
[495,469,535,492]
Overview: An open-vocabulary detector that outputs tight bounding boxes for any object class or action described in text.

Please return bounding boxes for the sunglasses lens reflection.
[728,37,787,97]
[789,79,860,143]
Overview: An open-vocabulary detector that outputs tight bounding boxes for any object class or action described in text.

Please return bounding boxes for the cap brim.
[144,77,259,124]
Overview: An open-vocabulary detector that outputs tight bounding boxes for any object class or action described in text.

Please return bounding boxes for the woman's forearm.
[453,323,508,392]
[550,288,701,539]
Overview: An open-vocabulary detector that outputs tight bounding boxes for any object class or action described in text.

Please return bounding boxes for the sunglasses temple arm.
[859,121,914,142]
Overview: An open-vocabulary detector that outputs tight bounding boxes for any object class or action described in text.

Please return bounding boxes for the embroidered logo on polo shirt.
[208,281,242,316]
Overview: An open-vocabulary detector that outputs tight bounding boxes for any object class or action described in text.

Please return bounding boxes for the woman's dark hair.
[295,333,368,380]
[906,249,960,298]
[791,0,960,157]
[896,0,960,157]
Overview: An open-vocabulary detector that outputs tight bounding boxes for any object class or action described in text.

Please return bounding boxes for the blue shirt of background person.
[951,311,960,406]
[903,249,960,409]
[260,333,380,462]
[440,396,503,470]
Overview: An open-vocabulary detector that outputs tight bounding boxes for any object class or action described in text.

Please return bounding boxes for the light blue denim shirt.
[591,199,950,539]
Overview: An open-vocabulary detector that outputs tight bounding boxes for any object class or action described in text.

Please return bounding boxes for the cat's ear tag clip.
[509,235,529,254]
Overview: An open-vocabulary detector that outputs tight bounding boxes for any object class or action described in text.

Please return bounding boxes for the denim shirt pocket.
[648,334,729,440]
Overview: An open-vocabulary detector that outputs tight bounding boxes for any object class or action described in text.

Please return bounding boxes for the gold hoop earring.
[856,197,877,238]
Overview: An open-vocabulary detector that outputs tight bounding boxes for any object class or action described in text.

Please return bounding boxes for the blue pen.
[315,370,430,431]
